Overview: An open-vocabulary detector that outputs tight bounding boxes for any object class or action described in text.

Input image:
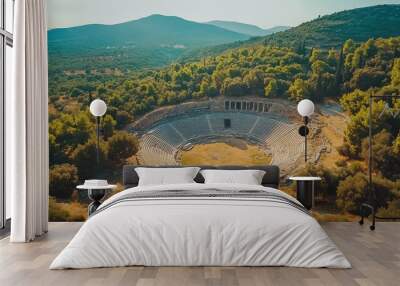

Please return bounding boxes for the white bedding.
[50,183,351,269]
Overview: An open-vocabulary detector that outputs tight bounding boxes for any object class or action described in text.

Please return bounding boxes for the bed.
[50,165,351,269]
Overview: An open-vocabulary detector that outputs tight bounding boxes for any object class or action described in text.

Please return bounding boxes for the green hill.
[264,4,400,48]
[49,14,249,53]
[48,14,249,71]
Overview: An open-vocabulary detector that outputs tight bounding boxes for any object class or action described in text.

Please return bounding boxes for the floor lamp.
[297,99,315,162]
[89,99,107,175]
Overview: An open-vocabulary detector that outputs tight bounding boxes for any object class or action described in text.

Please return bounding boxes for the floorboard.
[0,222,399,286]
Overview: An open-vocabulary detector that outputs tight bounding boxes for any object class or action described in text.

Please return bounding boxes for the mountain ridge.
[206,20,289,36]
[48,14,250,53]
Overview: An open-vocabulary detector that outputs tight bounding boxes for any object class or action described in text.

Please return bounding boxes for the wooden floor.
[0,222,399,286]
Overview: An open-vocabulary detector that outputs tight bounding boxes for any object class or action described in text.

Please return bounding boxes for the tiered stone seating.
[269,128,304,166]
[137,135,178,165]
[138,111,305,171]
[206,112,257,135]
[249,117,280,141]
[207,113,226,133]
[227,113,258,134]
[171,114,211,139]
[147,124,185,147]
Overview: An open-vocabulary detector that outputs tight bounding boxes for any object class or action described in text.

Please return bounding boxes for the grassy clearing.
[312,211,359,222]
[180,139,271,166]
[49,197,87,221]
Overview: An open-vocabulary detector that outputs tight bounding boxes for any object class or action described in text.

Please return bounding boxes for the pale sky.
[47,0,400,29]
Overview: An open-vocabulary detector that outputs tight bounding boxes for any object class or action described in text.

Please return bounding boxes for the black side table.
[77,183,116,216]
[289,177,321,210]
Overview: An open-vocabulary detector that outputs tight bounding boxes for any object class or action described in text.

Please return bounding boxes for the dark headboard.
[123,165,280,189]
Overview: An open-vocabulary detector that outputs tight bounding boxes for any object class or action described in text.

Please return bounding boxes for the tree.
[221,77,248,97]
[391,58,400,86]
[49,164,79,200]
[349,67,386,91]
[70,139,108,179]
[107,132,139,167]
[199,78,218,98]
[309,48,322,64]
[342,100,392,158]
[115,110,134,129]
[49,134,66,165]
[264,79,278,97]
[102,114,116,140]
[336,172,368,213]
[340,89,369,115]
[295,39,306,56]
[288,78,312,101]
[352,48,364,69]
[244,69,265,95]
[335,46,344,88]
[49,112,94,156]
[311,60,331,75]
[361,130,400,181]
[327,49,338,67]
[343,39,356,54]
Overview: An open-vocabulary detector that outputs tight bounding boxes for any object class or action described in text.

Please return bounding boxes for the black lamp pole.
[96,116,100,167]
[304,116,308,162]
[298,116,310,163]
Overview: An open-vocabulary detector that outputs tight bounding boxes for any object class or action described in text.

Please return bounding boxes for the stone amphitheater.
[130,97,327,176]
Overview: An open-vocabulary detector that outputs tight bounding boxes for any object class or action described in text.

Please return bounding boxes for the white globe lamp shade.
[297,99,315,117]
[90,99,107,117]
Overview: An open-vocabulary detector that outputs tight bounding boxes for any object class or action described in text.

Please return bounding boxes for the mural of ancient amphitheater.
[130,97,335,176]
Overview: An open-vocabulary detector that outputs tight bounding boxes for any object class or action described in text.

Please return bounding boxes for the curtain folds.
[9,0,49,242]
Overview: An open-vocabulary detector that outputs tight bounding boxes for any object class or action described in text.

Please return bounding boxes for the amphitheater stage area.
[178,138,272,166]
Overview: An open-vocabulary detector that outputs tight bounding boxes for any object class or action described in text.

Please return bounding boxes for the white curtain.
[8,0,49,242]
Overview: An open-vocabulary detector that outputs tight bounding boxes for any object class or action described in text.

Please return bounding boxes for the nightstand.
[77,180,117,216]
[289,177,321,210]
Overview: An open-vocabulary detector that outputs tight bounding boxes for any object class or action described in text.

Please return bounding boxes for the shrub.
[49,197,70,221]
[70,138,108,179]
[296,164,339,199]
[336,172,368,213]
[49,164,79,200]
[48,197,87,222]
[377,199,400,218]
[107,131,139,167]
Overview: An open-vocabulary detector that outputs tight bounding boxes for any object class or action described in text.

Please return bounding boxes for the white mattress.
[50,183,351,269]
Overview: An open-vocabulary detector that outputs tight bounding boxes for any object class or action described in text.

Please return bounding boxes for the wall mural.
[47,1,400,222]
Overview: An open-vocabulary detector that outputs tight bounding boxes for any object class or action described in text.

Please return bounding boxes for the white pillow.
[200,169,266,185]
[135,167,200,186]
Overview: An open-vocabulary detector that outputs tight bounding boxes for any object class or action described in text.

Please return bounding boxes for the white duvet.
[50,183,351,269]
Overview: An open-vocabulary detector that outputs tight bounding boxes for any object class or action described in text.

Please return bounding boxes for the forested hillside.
[265,4,400,49]
[182,5,400,61]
